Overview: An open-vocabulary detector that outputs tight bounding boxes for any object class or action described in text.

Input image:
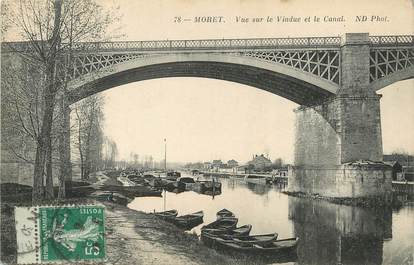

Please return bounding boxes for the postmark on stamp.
[15,205,105,264]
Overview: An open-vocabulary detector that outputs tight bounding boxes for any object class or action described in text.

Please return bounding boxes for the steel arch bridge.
[3,33,413,106]
[2,33,413,198]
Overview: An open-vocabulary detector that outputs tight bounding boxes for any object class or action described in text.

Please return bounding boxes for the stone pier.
[288,33,392,198]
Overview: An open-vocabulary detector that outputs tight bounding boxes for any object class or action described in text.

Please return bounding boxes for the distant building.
[248,154,272,171]
[212,160,223,172]
[384,161,403,181]
[203,162,212,170]
[404,168,414,181]
[236,165,247,173]
[227,159,239,168]
[384,154,414,181]
[272,168,289,177]
[212,160,223,167]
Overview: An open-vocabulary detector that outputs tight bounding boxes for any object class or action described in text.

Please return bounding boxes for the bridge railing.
[3,37,342,53]
[369,35,414,46]
[3,35,413,53]
[71,37,342,51]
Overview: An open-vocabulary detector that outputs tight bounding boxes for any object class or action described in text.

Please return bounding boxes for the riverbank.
[1,199,246,265]
[1,172,260,265]
[103,202,247,265]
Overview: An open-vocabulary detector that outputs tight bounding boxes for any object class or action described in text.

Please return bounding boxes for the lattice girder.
[69,53,150,80]
[67,46,413,87]
[242,50,340,84]
[67,49,343,86]
[369,48,414,82]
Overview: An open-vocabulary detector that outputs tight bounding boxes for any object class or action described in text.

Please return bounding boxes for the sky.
[95,0,414,163]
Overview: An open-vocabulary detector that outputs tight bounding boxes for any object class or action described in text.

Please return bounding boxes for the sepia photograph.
[0,0,413,264]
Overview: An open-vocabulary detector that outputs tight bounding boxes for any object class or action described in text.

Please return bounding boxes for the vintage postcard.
[1,0,413,264]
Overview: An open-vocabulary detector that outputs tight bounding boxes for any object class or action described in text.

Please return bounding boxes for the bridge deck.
[2,35,413,53]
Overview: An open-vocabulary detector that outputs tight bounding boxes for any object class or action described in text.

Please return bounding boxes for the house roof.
[251,154,271,163]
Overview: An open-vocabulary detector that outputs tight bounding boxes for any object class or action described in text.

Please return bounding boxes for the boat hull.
[192,181,222,192]
[215,237,299,256]
[153,210,178,221]
[244,176,267,185]
[201,217,238,231]
[216,209,235,219]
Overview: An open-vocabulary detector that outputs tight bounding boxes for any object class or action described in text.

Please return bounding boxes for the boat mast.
[164,138,167,172]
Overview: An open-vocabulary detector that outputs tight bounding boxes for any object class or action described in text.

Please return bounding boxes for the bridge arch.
[369,66,414,92]
[66,53,339,105]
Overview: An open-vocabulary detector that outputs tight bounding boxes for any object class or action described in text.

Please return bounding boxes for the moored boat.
[201,217,238,231]
[216,209,235,219]
[192,180,222,192]
[148,177,164,188]
[203,180,222,190]
[166,171,181,181]
[214,236,299,255]
[201,224,252,247]
[244,175,267,185]
[173,210,204,229]
[89,191,131,206]
[177,177,196,190]
[231,233,278,245]
[153,209,178,221]
[202,189,222,196]
[117,176,136,186]
[204,233,278,245]
[202,224,252,236]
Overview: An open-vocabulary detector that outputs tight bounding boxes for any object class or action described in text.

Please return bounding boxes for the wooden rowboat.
[153,209,178,220]
[201,232,278,248]
[201,224,252,247]
[216,209,235,219]
[201,217,238,231]
[214,237,299,255]
[173,211,204,229]
[202,224,252,237]
[231,233,278,244]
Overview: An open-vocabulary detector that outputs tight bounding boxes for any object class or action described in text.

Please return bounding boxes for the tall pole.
[163,138,167,211]
[164,138,167,172]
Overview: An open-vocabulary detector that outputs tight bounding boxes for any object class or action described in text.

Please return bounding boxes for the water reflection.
[246,182,272,195]
[288,196,393,265]
[129,176,412,264]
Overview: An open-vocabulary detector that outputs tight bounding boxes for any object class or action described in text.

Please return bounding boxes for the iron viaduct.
[2,33,414,198]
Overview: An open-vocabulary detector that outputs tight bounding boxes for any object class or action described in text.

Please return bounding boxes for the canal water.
[128,175,414,265]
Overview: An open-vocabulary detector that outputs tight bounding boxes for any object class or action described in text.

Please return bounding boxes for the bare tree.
[102,137,118,169]
[73,95,104,180]
[2,0,121,201]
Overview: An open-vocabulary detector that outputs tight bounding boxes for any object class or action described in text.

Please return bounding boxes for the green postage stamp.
[15,205,105,264]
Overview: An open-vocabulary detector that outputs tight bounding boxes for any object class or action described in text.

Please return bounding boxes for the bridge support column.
[288,33,392,198]
[58,95,72,195]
